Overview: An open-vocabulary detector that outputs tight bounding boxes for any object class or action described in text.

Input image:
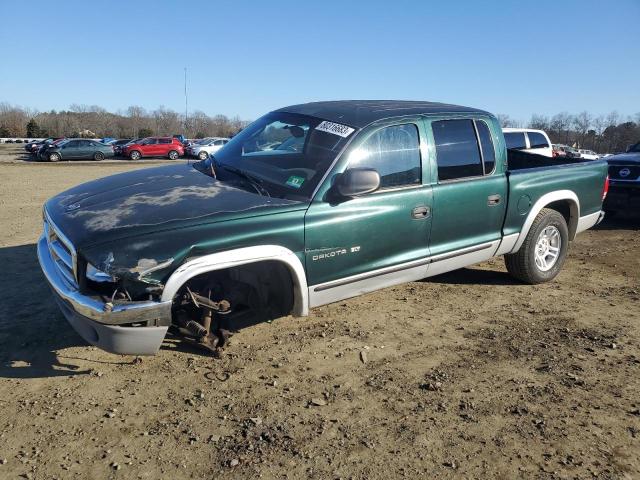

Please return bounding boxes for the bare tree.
[528,114,550,131]
[496,113,519,128]
[550,112,572,144]
[572,111,592,147]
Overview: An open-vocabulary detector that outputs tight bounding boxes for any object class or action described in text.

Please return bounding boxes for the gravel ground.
[0,152,638,479]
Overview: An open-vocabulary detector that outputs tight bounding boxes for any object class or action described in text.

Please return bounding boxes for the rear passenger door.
[158,138,172,155]
[76,140,94,158]
[142,138,159,156]
[425,117,507,272]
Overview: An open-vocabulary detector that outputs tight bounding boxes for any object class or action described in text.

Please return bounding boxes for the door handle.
[487,194,501,206]
[411,205,431,219]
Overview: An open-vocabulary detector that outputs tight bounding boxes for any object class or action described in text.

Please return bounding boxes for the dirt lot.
[0,148,638,479]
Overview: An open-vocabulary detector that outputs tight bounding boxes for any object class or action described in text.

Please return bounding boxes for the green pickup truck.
[37,101,609,355]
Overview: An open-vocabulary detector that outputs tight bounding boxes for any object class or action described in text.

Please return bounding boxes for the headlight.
[86,262,114,283]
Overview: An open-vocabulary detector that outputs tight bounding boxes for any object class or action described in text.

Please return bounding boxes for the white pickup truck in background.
[503,128,553,157]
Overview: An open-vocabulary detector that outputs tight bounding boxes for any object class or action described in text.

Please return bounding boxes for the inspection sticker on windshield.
[286,175,305,189]
[315,121,355,138]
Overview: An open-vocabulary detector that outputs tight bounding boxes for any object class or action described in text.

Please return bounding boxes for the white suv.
[577,149,599,160]
[502,128,553,157]
[188,137,230,160]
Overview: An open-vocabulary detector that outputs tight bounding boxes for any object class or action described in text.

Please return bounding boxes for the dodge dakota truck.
[37,101,609,356]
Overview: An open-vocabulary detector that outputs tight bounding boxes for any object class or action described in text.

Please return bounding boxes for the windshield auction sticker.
[315,121,355,138]
[286,175,305,188]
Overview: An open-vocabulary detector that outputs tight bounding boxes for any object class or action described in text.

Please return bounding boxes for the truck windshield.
[196,112,356,200]
[628,142,640,153]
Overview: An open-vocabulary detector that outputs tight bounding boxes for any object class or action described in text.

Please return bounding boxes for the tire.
[505,208,569,284]
[198,151,209,160]
[168,150,179,160]
[129,150,141,160]
[48,152,61,162]
[93,151,105,161]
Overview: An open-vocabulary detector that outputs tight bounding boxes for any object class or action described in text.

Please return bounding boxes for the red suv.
[123,137,185,160]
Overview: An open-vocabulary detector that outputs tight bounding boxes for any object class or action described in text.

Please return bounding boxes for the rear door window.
[432,119,483,181]
[159,138,171,144]
[527,132,549,149]
[475,121,495,174]
[504,132,527,150]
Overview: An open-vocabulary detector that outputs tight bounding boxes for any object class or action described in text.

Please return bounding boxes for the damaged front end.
[81,249,242,356]
[37,214,173,355]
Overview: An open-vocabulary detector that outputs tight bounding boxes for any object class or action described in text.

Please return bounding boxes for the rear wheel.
[48,152,61,162]
[129,150,141,160]
[93,151,104,161]
[198,151,209,160]
[505,208,569,284]
[168,150,179,160]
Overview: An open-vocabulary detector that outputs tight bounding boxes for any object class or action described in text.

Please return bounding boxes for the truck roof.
[276,100,490,128]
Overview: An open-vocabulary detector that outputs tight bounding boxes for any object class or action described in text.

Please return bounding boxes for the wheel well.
[173,260,295,326]
[545,200,579,240]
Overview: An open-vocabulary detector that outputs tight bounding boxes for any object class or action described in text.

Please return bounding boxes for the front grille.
[44,213,78,288]
[608,165,640,181]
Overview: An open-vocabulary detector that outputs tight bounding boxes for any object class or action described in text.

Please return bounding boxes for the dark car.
[603,142,640,214]
[43,138,115,162]
[36,138,66,158]
[26,138,55,154]
[112,138,135,156]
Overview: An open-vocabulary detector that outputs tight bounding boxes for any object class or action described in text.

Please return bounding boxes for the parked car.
[36,100,609,355]
[114,138,142,156]
[25,138,51,153]
[123,137,185,160]
[187,137,230,160]
[173,134,187,145]
[42,138,115,162]
[552,144,567,158]
[577,149,599,160]
[37,138,67,159]
[503,128,553,157]
[109,138,132,154]
[603,141,640,214]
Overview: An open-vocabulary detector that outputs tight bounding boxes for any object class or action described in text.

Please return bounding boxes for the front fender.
[160,245,309,316]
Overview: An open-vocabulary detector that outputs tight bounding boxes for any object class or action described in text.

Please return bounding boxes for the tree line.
[497,111,640,154]
[0,102,248,140]
[1,102,639,153]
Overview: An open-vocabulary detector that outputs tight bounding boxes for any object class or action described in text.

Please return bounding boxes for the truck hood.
[45,163,305,248]
[606,152,640,164]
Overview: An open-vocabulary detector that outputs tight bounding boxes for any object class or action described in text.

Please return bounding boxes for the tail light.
[601,175,609,201]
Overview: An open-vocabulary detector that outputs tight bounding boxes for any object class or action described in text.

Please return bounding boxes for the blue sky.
[0,0,638,122]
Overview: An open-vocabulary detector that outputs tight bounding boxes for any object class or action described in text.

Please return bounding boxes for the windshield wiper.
[218,162,270,197]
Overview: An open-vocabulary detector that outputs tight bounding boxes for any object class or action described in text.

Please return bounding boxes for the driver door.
[305,121,433,307]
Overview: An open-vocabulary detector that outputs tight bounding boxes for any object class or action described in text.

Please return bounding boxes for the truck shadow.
[0,243,93,379]
[595,213,639,231]
[423,267,520,286]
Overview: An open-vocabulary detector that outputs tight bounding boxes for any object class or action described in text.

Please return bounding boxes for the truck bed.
[506,149,586,170]
[502,150,608,239]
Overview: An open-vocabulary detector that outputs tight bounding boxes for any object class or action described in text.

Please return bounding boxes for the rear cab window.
[527,132,549,149]
[504,132,527,150]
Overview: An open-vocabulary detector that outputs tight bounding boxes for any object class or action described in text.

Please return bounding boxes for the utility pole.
[184,67,188,135]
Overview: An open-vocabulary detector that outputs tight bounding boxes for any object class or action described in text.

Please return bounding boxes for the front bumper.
[604,183,640,211]
[37,234,171,355]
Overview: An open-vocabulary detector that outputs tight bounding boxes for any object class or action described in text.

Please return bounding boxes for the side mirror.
[335,168,381,197]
